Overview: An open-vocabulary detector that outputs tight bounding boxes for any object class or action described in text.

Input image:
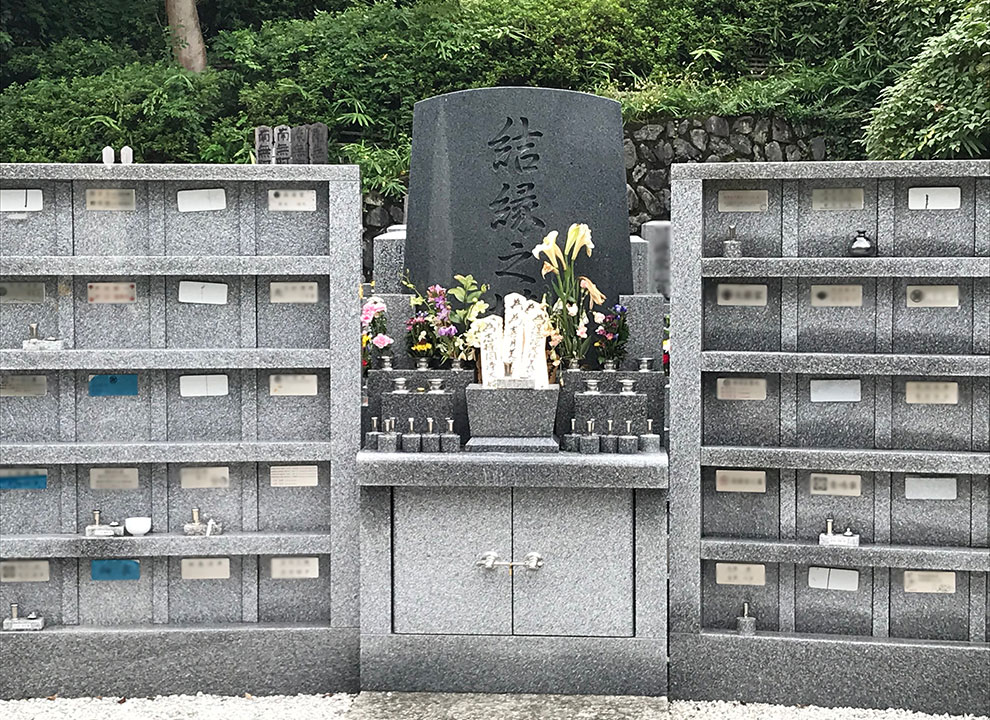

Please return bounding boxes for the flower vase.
[565,358,582,371]
[415,357,430,371]
[450,358,464,371]
[379,355,393,371]
[601,359,617,372]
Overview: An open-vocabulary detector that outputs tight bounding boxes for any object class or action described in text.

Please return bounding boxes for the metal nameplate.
[90,559,140,581]
[179,374,229,397]
[716,283,768,307]
[177,280,228,305]
[904,476,957,501]
[88,373,138,397]
[0,374,47,397]
[716,377,767,401]
[717,189,769,213]
[810,379,861,403]
[269,374,318,396]
[810,284,862,307]
[87,281,137,304]
[85,188,136,211]
[811,187,864,211]
[0,560,50,583]
[808,566,859,592]
[89,467,139,490]
[907,186,961,210]
[181,557,230,580]
[0,188,43,213]
[904,570,955,594]
[715,469,766,493]
[0,467,48,490]
[0,281,46,304]
[809,473,861,497]
[905,285,959,308]
[270,556,319,579]
[270,281,319,303]
[180,466,230,489]
[268,189,316,212]
[176,188,226,213]
[270,465,318,487]
[905,381,958,405]
[715,562,765,586]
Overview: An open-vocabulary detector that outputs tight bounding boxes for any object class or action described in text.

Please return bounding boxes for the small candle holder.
[427,378,444,394]
[722,224,742,258]
[583,379,601,394]
[392,377,409,394]
[637,357,653,373]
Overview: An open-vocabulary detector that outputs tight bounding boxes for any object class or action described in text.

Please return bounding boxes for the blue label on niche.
[88,374,139,397]
[0,472,48,490]
[91,559,140,581]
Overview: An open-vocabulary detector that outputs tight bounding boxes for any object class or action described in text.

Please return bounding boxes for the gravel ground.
[0,692,986,720]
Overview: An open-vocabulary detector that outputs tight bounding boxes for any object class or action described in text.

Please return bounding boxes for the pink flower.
[372,334,393,349]
[576,322,587,339]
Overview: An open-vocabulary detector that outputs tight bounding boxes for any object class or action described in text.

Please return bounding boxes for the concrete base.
[0,623,359,699]
[465,437,559,453]
[669,630,990,716]
[348,691,669,719]
[361,634,666,696]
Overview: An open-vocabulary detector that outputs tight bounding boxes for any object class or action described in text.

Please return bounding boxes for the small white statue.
[470,293,550,389]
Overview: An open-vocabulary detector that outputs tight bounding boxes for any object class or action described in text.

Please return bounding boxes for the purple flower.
[438,325,458,337]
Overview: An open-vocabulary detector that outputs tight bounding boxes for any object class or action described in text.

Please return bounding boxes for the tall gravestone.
[405,88,632,306]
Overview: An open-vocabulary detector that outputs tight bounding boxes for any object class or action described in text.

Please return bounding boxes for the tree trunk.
[165,0,207,72]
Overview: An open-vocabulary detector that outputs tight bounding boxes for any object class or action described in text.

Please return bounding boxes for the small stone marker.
[308,123,329,164]
[255,126,274,165]
[290,125,310,164]
[405,87,633,307]
[273,125,291,165]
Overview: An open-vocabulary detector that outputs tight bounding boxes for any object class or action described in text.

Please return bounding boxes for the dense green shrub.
[865,1,990,159]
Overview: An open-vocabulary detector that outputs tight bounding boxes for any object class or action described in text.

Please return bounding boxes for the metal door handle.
[475,551,544,571]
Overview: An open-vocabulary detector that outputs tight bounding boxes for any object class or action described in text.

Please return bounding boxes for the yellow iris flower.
[564,223,594,260]
[532,230,565,271]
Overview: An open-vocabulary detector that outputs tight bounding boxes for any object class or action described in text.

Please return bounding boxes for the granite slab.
[0,163,359,182]
[0,349,334,370]
[671,159,990,180]
[700,351,990,377]
[1,256,341,276]
[700,446,990,475]
[0,441,335,465]
[701,256,990,278]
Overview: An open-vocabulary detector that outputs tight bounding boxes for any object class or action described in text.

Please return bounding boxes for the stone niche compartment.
[167,463,248,533]
[75,463,154,528]
[702,373,780,447]
[797,278,877,353]
[167,556,243,624]
[796,375,876,449]
[0,557,68,625]
[701,467,780,539]
[889,473,974,547]
[74,276,152,349]
[0,370,60,443]
[892,278,973,355]
[257,276,332,348]
[700,559,779,631]
[703,278,781,351]
[164,181,242,256]
[75,370,153,442]
[165,276,242,349]
[256,369,330,441]
[796,179,879,257]
[890,376,973,451]
[254,182,330,256]
[795,470,875,543]
[166,370,242,442]
[257,461,330,532]
[258,554,331,623]
[794,564,873,636]
[0,276,60,349]
[888,569,970,642]
[0,464,62,535]
[892,177,976,257]
[0,179,62,255]
[702,180,782,257]
[72,180,152,256]
[78,558,153,626]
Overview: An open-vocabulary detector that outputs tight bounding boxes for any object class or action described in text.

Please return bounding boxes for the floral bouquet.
[532,223,606,368]
[593,304,630,366]
[405,312,436,359]
[360,296,393,371]
[402,272,490,365]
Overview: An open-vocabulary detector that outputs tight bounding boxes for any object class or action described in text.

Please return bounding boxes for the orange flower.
[579,276,605,307]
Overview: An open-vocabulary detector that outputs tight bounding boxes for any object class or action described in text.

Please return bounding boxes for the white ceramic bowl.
[124,516,152,536]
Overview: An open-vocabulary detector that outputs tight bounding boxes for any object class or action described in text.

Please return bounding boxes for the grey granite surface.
[672,159,990,180]
[0,163,359,182]
[1,256,343,276]
[0,531,332,559]
[361,634,666,696]
[890,472,974,546]
[700,445,990,474]
[347,692,668,720]
[465,384,559,438]
[0,441,335,464]
[700,350,990,376]
[0,348,334,370]
[701,256,990,278]
[356,450,668,488]
[574,391,649,436]
[669,630,989,716]
[794,564,873,636]
[0,623,359,699]
[703,278,781,351]
[699,537,989,572]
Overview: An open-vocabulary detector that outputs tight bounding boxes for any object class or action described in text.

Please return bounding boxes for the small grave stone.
[255,126,273,165]
[273,125,291,165]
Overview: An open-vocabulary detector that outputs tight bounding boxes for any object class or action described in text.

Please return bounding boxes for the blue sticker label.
[0,471,48,490]
[91,559,141,581]
[88,374,139,397]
